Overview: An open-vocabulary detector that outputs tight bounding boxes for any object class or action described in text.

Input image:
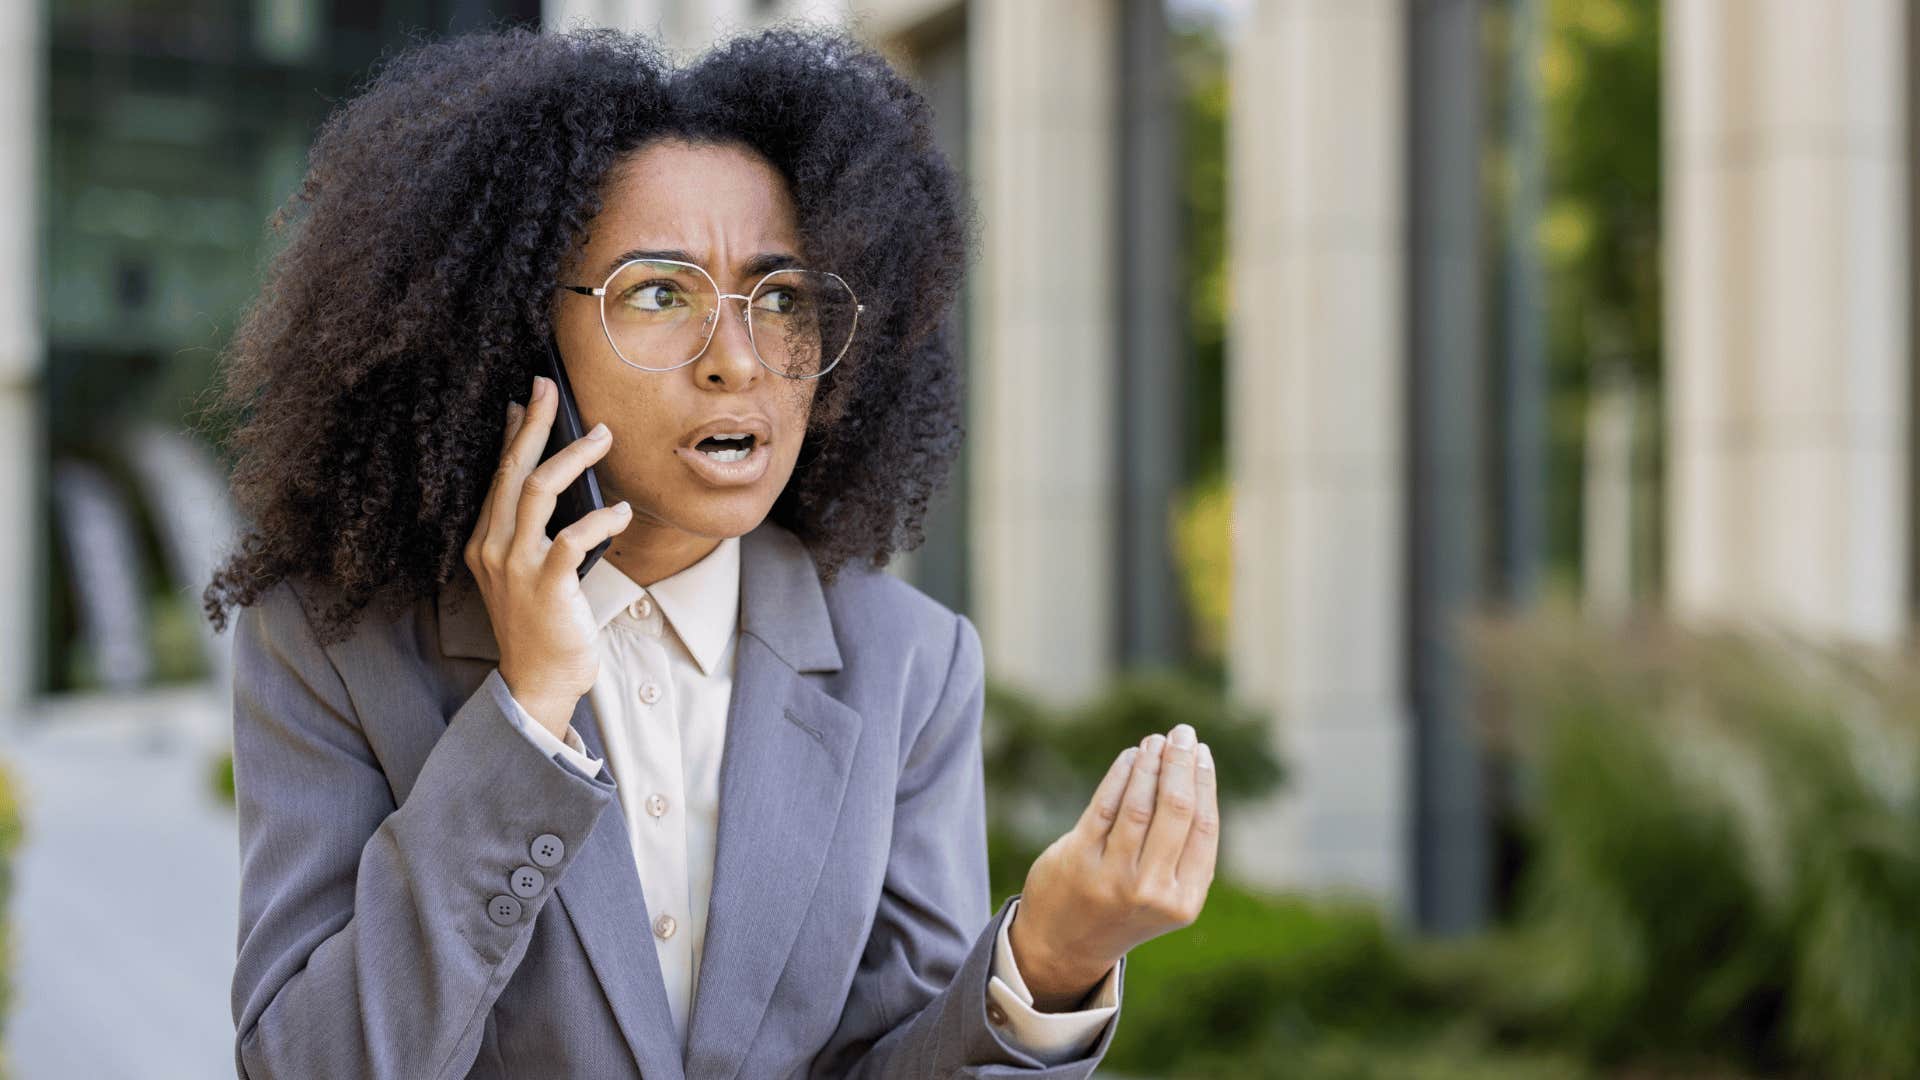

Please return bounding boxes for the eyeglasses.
[559,257,863,380]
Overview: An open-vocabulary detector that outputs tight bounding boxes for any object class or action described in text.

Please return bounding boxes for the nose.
[691,294,759,390]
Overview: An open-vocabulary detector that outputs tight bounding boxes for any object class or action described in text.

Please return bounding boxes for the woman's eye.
[621,282,683,311]
[752,287,797,315]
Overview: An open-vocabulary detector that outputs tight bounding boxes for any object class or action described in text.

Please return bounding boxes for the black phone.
[539,336,611,579]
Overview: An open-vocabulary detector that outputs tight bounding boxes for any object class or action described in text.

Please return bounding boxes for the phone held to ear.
[540,337,611,579]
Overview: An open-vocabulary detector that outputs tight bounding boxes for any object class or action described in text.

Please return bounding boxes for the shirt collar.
[577,536,742,676]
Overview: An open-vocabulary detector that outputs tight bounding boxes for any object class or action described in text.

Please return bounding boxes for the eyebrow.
[602,248,802,284]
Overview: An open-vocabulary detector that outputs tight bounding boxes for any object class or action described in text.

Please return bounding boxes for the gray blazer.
[229,519,1124,1079]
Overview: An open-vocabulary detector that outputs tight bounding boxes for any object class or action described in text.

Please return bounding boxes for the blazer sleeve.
[229,580,619,1080]
[807,612,1126,1080]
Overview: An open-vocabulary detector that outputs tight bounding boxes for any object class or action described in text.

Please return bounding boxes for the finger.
[468,400,524,560]
[1139,724,1198,878]
[484,376,556,564]
[1176,741,1220,891]
[513,420,613,563]
[544,499,633,580]
[1074,745,1139,841]
[503,400,525,449]
[1103,731,1165,862]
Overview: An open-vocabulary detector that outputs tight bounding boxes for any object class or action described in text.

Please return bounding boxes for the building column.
[1226,0,1409,912]
[969,0,1118,703]
[0,0,42,717]
[1666,0,1910,643]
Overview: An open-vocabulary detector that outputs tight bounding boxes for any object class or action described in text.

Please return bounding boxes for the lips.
[675,415,775,487]
[681,416,773,450]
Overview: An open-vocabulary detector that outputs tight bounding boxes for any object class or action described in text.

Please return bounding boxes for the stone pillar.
[0,0,42,717]
[1666,0,1910,643]
[1226,0,1409,911]
[968,0,1118,703]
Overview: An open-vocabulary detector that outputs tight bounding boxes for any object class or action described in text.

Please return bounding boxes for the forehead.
[592,138,800,252]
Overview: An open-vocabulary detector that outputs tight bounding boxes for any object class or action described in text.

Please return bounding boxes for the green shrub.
[1471,612,1920,1078]
[1099,879,1593,1079]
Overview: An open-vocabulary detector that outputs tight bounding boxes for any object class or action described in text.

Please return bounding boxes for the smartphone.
[539,336,611,579]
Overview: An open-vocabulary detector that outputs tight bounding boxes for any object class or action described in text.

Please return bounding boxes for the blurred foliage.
[980,612,1920,1077]
[1165,15,1232,667]
[1172,470,1231,665]
[1463,610,1920,1078]
[0,758,23,1078]
[211,748,235,805]
[1172,19,1227,483]
[1537,0,1662,588]
[1099,880,1592,1079]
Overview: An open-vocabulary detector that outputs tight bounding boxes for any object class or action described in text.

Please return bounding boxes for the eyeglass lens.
[601,260,858,377]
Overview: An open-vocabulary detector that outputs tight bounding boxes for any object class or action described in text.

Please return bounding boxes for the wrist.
[1007,907,1108,1011]
[501,673,579,739]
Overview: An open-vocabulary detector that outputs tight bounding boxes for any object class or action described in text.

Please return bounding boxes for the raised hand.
[462,374,633,738]
[1007,722,1220,1009]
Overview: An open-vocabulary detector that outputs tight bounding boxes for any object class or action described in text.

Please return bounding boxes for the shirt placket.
[602,590,696,1044]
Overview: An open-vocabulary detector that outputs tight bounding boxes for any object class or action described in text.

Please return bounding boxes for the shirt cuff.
[490,669,606,780]
[985,896,1119,1065]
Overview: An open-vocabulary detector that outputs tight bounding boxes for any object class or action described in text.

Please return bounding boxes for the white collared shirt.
[495,536,1118,1064]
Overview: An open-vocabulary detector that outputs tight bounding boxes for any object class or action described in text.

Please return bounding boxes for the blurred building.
[12,0,1914,935]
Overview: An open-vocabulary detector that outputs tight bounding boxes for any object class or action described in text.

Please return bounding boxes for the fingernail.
[507,401,523,421]
[1143,733,1165,757]
[534,375,551,400]
[1120,746,1137,766]
[1171,723,1196,749]
[614,500,631,515]
[1198,743,1214,770]
[589,422,609,440]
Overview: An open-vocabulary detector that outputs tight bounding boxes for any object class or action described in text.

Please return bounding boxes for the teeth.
[703,447,750,463]
[709,433,750,442]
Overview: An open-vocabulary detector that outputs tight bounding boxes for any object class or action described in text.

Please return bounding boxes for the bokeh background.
[0,0,1913,1077]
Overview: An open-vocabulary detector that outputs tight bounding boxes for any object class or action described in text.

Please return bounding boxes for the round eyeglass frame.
[559,257,864,380]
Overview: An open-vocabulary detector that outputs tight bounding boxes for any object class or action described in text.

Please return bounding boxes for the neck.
[602,520,723,587]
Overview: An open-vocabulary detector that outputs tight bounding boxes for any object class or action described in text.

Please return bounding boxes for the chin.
[657,488,781,540]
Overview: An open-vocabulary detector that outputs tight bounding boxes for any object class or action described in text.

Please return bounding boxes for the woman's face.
[552,137,818,556]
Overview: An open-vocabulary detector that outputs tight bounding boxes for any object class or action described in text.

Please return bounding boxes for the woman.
[205,23,1218,1080]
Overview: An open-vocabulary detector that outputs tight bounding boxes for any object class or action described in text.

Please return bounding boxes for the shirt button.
[639,681,661,705]
[985,1000,1008,1026]
[653,913,677,940]
[628,594,653,619]
[646,793,669,817]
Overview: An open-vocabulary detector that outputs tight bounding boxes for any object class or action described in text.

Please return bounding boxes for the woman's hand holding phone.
[463,374,634,739]
[1008,723,1219,1010]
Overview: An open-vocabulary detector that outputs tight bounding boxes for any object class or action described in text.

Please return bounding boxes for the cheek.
[777,379,821,436]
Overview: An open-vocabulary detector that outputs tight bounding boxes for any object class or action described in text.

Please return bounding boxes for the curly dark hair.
[198,21,972,645]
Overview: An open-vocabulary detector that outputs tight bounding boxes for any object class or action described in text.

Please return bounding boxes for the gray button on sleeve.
[509,865,545,898]
[530,833,565,867]
[487,894,523,926]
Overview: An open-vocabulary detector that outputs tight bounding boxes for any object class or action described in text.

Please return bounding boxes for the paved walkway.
[1,687,237,1080]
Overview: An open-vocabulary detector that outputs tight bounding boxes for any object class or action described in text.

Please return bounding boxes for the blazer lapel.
[681,524,861,1080]
[435,576,686,1080]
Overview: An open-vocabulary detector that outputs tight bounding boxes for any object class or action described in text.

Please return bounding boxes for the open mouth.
[693,432,757,463]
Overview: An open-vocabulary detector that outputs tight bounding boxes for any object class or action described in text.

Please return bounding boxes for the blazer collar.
[436,518,843,675]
